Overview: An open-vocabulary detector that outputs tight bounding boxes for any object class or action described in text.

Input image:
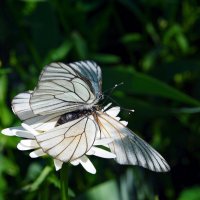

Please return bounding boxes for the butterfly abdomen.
[56,109,93,126]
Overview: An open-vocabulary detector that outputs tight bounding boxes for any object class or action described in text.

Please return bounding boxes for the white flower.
[1,104,125,174]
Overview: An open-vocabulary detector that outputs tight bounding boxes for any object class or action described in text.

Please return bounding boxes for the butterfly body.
[56,107,99,126]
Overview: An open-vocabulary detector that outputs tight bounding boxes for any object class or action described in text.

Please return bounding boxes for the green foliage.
[0,0,200,199]
[178,186,200,200]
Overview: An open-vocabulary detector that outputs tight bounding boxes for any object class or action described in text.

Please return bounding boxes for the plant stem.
[60,163,69,200]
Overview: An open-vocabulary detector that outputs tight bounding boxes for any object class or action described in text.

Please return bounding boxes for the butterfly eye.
[99,94,104,100]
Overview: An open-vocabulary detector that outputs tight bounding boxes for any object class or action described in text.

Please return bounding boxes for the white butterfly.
[9,61,170,172]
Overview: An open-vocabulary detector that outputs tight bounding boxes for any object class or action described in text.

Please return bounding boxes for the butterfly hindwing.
[12,92,62,131]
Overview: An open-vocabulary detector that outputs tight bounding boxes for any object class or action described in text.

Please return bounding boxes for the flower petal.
[22,123,40,136]
[79,155,96,174]
[1,126,24,136]
[94,138,114,146]
[102,103,112,111]
[106,107,120,117]
[15,130,35,139]
[88,147,116,159]
[70,159,80,166]
[120,121,128,126]
[2,126,35,139]
[29,149,46,158]
[115,117,120,121]
[17,143,37,151]
[54,159,63,171]
[20,139,39,148]
[1,128,16,136]
[85,149,95,155]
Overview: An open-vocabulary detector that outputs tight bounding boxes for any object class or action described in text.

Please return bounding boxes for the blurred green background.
[0,0,200,200]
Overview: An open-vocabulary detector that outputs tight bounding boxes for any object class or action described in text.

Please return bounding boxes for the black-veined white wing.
[68,61,102,97]
[97,111,170,172]
[12,92,62,131]
[30,61,101,115]
[35,114,99,162]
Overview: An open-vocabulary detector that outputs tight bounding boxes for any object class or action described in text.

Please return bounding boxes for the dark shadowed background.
[0,0,200,200]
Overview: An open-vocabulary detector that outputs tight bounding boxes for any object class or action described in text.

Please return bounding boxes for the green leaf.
[72,32,88,59]
[0,105,13,126]
[44,40,72,65]
[172,107,200,114]
[92,53,121,64]
[78,180,120,200]
[103,67,200,106]
[0,68,12,75]
[23,166,52,192]
[121,33,142,43]
[77,168,154,200]
[26,162,43,181]
[0,75,7,102]
[163,24,189,53]
[0,155,19,176]
[178,186,200,200]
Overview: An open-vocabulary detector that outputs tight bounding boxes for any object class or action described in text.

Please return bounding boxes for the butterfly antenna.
[103,95,134,114]
[102,82,124,103]
[103,82,124,94]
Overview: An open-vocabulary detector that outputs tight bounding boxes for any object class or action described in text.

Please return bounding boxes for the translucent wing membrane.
[35,114,99,162]
[12,92,61,131]
[30,61,102,115]
[12,92,35,121]
[69,61,102,97]
[97,111,170,172]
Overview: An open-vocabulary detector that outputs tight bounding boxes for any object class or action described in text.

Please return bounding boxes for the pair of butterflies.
[12,61,170,172]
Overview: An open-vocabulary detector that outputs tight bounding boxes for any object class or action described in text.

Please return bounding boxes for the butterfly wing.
[30,61,102,115]
[68,60,102,97]
[97,111,170,172]
[12,92,62,131]
[35,114,99,162]
[12,92,35,121]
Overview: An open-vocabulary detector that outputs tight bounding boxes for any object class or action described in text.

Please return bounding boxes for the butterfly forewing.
[97,111,170,172]
[30,61,102,115]
[69,61,102,97]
